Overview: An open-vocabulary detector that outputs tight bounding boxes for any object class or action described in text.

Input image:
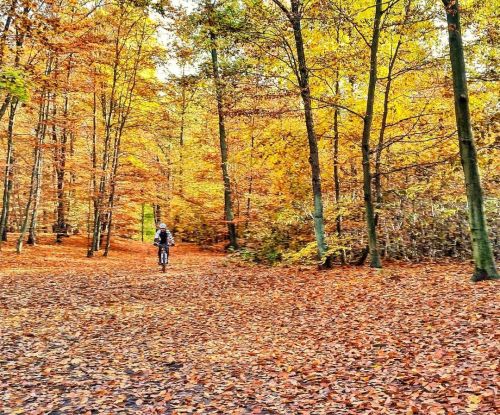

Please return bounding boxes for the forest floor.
[0,236,498,415]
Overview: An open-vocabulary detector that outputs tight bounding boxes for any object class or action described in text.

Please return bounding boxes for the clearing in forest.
[0,237,498,414]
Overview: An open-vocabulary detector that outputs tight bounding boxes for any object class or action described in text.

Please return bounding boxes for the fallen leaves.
[0,237,498,414]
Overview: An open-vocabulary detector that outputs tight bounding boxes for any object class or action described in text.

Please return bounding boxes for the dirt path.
[0,237,498,414]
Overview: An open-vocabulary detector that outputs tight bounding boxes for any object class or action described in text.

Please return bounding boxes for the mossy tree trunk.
[443,0,498,281]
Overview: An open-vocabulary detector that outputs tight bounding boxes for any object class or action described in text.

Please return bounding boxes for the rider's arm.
[154,229,160,244]
[167,231,175,245]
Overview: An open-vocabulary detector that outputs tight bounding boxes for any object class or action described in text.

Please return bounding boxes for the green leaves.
[0,68,29,101]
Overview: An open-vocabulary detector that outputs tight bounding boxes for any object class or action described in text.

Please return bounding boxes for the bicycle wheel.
[161,250,167,273]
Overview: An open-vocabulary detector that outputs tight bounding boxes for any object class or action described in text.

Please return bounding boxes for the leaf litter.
[0,237,498,414]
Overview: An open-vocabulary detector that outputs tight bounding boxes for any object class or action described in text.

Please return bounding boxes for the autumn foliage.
[0,0,498,412]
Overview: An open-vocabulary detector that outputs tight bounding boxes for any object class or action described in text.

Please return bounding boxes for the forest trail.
[0,238,498,414]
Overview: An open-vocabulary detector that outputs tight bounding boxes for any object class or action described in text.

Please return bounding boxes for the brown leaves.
[0,238,499,414]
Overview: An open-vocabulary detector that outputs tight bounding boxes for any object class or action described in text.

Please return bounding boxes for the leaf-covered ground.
[0,237,498,414]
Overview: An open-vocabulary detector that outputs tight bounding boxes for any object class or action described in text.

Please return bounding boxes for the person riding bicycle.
[154,223,174,265]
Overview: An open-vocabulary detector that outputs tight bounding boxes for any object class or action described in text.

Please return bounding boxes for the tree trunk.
[374,40,400,227]
[210,31,238,250]
[0,95,11,123]
[0,97,18,243]
[361,0,383,268]
[443,0,498,281]
[154,203,161,227]
[289,4,331,267]
[103,131,122,257]
[246,116,255,230]
[332,77,345,264]
[55,55,72,243]
[18,89,49,253]
[141,202,145,242]
[178,68,187,196]
[27,139,44,245]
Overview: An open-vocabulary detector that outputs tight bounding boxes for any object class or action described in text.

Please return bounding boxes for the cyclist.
[154,223,174,264]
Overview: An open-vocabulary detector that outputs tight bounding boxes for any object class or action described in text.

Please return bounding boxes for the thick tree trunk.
[361,0,383,268]
[210,31,238,250]
[289,5,331,267]
[0,97,18,242]
[443,0,498,281]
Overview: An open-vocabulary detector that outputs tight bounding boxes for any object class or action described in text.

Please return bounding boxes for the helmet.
[159,223,167,229]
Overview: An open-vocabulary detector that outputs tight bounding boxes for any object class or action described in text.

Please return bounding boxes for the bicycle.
[155,242,170,273]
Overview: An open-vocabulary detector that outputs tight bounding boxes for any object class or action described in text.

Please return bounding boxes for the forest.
[0,0,498,277]
[0,0,498,413]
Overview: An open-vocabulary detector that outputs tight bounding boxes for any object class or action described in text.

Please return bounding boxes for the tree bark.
[331,19,344,263]
[0,97,18,242]
[141,202,145,242]
[246,115,255,230]
[17,87,50,253]
[210,30,238,250]
[332,76,345,264]
[361,0,383,268]
[443,0,498,281]
[288,1,331,267]
[55,55,72,243]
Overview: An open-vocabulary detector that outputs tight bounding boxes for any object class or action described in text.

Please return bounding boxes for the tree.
[270,0,332,267]
[209,25,239,250]
[442,0,498,281]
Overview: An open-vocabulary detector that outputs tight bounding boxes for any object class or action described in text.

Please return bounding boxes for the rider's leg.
[158,246,162,264]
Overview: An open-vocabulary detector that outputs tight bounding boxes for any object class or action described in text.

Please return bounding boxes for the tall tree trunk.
[17,89,49,253]
[90,25,121,256]
[374,1,410,236]
[141,202,145,242]
[443,0,498,281]
[0,97,18,242]
[103,130,122,257]
[332,77,345,264]
[88,87,99,256]
[246,115,255,230]
[27,137,44,245]
[331,20,344,263]
[154,203,161,227]
[55,55,72,243]
[288,2,331,267]
[27,88,49,245]
[178,68,187,196]
[210,30,238,250]
[374,40,401,227]
[361,0,383,268]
